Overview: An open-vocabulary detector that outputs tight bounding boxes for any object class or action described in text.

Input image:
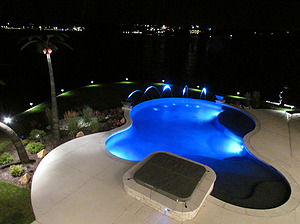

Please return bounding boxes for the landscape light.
[237,92,240,95]
[30,103,33,107]
[4,117,12,124]
[162,79,165,83]
[61,89,64,92]
[284,104,295,109]
[125,78,129,81]
[91,81,94,84]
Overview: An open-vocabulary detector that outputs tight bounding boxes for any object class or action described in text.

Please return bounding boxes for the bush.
[81,106,93,123]
[22,139,29,146]
[9,165,23,177]
[0,152,14,165]
[87,121,99,133]
[26,142,44,154]
[29,129,46,141]
[63,110,78,119]
[66,117,79,136]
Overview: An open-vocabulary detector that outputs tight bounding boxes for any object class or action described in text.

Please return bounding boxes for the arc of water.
[140,86,162,102]
[162,84,173,97]
[127,90,143,99]
[182,85,188,98]
[200,88,207,100]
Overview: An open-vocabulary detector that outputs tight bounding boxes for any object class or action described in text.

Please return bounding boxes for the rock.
[19,173,31,185]
[120,117,126,124]
[37,149,48,158]
[76,131,84,138]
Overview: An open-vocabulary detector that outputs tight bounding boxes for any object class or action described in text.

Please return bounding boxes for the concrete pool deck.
[31,109,300,224]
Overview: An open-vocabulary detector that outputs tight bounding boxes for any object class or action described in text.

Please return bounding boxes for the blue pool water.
[106,98,291,209]
[106,98,248,161]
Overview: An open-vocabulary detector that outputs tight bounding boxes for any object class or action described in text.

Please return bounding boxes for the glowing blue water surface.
[106,98,250,161]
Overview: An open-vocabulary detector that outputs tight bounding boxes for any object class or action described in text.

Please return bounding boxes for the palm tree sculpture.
[0,122,31,164]
[19,34,73,143]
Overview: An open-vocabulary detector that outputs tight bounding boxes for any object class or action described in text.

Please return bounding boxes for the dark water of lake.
[0,29,299,115]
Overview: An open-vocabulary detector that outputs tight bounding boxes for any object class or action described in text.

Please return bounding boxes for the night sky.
[1,0,299,30]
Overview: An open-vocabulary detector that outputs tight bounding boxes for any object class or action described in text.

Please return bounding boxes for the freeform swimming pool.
[105,98,291,209]
[106,98,247,161]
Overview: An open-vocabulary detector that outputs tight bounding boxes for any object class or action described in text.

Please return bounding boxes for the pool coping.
[105,102,300,217]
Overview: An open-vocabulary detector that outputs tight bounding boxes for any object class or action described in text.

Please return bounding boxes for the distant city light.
[0,23,85,31]
[4,117,12,124]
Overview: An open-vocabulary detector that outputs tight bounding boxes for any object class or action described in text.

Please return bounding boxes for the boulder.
[19,173,31,185]
[37,149,48,158]
[120,117,126,124]
[76,131,85,138]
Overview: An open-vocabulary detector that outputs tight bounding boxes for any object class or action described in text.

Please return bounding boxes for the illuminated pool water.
[106,98,291,209]
[106,98,247,161]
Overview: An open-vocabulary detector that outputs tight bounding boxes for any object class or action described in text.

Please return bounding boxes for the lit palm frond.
[19,33,73,53]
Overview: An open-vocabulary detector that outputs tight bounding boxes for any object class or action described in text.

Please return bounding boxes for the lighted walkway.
[31,109,300,224]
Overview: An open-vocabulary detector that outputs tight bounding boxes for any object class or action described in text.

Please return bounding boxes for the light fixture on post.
[4,117,12,124]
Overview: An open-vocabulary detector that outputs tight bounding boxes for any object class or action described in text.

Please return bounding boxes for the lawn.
[0,181,35,224]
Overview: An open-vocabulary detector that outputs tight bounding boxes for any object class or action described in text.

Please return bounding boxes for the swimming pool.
[106,98,291,209]
[106,98,248,160]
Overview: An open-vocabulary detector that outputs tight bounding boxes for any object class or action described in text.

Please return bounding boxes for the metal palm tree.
[20,34,73,143]
[0,122,31,164]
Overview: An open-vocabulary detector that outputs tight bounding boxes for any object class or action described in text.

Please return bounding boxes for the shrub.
[81,106,93,123]
[109,107,123,120]
[9,165,23,177]
[87,121,99,133]
[29,129,46,141]
[107,118,122,129]
[66,117,79,136]
[26,142,44,154]
[0,152,14,165]
[97,115,106,123]
[22,139,29,146]
[63,110,78,119]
